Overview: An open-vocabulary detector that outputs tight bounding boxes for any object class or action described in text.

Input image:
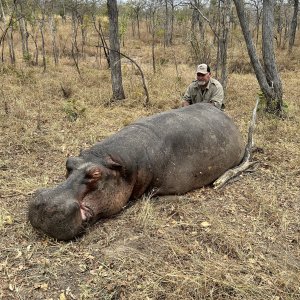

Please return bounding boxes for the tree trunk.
[218,0,232,93]
[8,23,15,64]
[164,0,171,47]
[1,0,16,64]
[49,14,59,65]
[71,11,81,73]
[135,7,140,39]
[16,2,29,61]
[233,0,283,116]
[262,0,283,113]
[131,19,136,37]
[275,0,284,48]
[40,19,46,72]
[107,0,125,100]
[30,31,39,66]
[150,6,157,74]
[92,14,110,68]
[288,0,299,54]
[79,15,87,60]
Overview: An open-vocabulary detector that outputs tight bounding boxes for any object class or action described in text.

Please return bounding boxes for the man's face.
[196,72,211,86]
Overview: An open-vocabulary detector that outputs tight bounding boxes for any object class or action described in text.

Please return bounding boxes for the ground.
[0,58,299,299]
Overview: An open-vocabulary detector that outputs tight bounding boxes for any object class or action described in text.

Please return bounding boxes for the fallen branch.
[213,98,260,189]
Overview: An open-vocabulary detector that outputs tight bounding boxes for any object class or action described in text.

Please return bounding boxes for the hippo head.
[28,156,133,240]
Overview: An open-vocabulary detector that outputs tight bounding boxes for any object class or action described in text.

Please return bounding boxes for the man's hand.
[182,100,190,107]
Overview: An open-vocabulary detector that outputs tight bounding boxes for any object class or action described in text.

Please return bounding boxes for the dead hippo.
[28,103,244,240]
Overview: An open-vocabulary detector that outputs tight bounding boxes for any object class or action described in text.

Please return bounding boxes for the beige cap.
[196,64,209,74]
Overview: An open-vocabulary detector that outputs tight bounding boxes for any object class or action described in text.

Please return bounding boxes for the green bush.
[63,99,86,122]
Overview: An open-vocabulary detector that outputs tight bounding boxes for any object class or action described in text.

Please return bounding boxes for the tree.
[248,0,263,48]
[233,0,283,116]
[16,0,29,61]
[189,0,232,92]
[107,0,125,100]
[288,0,299,54]
[128,0,145,39]
[0,0,16,64]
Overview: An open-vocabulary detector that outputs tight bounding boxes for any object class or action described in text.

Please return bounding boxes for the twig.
[213,98,260,189]
[71,42,81,78]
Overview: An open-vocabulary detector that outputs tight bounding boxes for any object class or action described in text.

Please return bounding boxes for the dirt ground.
[0,60,300,300]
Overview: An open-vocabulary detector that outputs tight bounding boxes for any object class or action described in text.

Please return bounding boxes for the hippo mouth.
[80,203,94,222]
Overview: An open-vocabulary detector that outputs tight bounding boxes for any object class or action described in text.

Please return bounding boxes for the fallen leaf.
[40,283,48,290]
[14,250,22,259]
[200,221,211,228]
[4,215,14,225]
[59,292,67,300]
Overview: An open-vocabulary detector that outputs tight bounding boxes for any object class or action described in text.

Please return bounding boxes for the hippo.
[28,103,245,240]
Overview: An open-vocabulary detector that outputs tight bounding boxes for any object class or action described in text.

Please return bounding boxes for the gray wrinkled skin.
[28,103,245,240]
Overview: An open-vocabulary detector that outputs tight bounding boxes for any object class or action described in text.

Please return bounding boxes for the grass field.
[0,33,300,299]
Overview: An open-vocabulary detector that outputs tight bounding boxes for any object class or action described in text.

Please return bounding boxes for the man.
[182,64,224,109]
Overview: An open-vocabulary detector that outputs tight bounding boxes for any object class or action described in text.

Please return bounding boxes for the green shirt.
[182,78,224,109]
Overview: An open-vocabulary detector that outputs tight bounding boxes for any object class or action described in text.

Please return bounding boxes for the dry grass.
[1,32,300,300]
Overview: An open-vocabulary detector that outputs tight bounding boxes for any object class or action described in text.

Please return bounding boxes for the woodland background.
[0,1,300,299]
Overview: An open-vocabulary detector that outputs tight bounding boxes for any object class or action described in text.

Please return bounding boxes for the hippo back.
[85,103,244,195]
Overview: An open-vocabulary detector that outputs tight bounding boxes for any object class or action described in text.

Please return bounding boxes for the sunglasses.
[196,73,207,77]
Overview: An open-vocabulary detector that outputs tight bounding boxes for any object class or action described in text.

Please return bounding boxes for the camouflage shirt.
[182,78,224,109]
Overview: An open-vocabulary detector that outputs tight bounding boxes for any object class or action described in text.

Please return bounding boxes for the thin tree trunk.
[107,0,125,100]
[92,14,110,67]
[164,0,171,47]
[151,8,156,74]
[2,0,16,64]
[137,12,140,39]
[79,15,87,60]
[8,23,15,64]
[49,14,59,65]
[262,0,283,112]
[29,31,39,65]
[40,19,46,72]
[16,2,29,60]
[131,19,136,37]
[219,0,232,93]
[276,0,283,48]
[71,11,80,73]
[288,0,299,54]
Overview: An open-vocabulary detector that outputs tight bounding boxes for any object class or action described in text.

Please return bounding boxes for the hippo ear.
[105,155,123,171]
[85,166,102,184]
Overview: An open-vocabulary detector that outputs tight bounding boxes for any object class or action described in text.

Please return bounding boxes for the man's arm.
[210,81,224,109]
[181,84,192,106]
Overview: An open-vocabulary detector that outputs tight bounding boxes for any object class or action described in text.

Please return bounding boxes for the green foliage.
[0,66,36,84]
[257,90,288,115]
[257,90,267,111]
[159,57,169,65]
[63,99,86,122]
[119,7,129,39]
[23,52,32,63]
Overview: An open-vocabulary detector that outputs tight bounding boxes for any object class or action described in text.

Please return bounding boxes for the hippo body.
[29,103,244,240]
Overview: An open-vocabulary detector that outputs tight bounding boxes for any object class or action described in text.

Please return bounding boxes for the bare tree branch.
[187,1,219,41]
[98,45,150,107]
[213,98,260,189]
